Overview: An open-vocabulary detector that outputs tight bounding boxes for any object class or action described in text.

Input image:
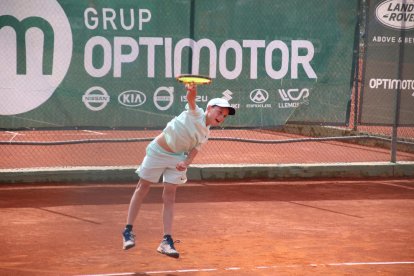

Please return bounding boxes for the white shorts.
[136,141,188,185]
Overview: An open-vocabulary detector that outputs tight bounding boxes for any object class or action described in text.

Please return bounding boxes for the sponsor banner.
[360,0,414,125]
[0,0,358,129]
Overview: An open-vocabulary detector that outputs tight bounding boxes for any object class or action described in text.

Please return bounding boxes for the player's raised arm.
[185,83,197,111]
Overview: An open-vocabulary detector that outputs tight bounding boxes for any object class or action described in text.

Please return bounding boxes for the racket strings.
[176,74,212,85]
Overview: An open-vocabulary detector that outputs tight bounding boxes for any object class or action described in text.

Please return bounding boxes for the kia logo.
[118,90,146,107]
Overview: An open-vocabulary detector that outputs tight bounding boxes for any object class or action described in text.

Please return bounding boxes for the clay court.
[1,128,414,275]
[0,178,413,276]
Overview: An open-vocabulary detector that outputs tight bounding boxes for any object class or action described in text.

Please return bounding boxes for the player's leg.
[123,139,169,250]
[157,183,180,258]
[157,160,187,259]
[126,178,152,225]
[122,178,152,250]
[162,183,177,235]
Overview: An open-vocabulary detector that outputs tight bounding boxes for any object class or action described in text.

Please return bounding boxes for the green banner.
[0,0,359,129]
[360,0,414,126]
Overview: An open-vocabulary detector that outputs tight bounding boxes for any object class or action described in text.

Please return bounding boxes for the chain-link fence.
[0,0,413,171]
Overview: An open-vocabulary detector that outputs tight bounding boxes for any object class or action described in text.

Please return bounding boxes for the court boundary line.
[377,182,414,190]
[75,261,414,276]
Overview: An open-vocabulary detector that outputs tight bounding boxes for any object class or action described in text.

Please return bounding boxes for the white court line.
[5,131,22,142]
[59,130,105,136]
[78,273,136,276]
[76,261,414,276]
[146,270,177,274]
[82,130,105,135]
[327,261,414,266]
[377,182,414,191]
[177,268,217,273]
[224,267,241,271]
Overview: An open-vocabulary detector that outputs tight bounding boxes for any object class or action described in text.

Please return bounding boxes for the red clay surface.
[1,129,413,169]
[0,178,413,275]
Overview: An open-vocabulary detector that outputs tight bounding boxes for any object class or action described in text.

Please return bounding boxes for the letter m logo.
[0,15,54,75]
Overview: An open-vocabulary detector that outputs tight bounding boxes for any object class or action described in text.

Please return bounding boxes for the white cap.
[207,98,236,115]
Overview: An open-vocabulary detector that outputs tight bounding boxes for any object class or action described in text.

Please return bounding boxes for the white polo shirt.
[163,104,210,153]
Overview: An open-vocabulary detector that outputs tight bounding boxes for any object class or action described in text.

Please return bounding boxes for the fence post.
[188,0,195,73]
[390,3,407,163]
[353,0,364,131]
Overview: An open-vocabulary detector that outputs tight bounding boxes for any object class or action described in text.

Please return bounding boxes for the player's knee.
[136,180,151,194]
[162,187,177,204]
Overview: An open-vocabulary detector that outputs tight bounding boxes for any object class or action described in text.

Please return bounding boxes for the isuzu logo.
[376,0,414,30]
[118,90,146,107]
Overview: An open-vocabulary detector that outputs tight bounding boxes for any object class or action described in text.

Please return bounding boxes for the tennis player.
[122,83,236,258]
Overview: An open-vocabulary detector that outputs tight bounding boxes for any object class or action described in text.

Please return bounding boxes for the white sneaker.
[157,235,180,258]
[122,228,135,250]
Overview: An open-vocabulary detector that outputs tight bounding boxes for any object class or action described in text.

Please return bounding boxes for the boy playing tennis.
[122,83,235,258]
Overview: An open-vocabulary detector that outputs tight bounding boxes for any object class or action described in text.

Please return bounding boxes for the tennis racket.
[176,74,212,85]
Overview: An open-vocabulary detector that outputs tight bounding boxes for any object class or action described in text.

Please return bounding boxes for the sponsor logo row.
[82,86,310,111]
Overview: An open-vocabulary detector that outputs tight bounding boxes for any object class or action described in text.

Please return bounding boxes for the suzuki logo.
[222,89,233,101]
